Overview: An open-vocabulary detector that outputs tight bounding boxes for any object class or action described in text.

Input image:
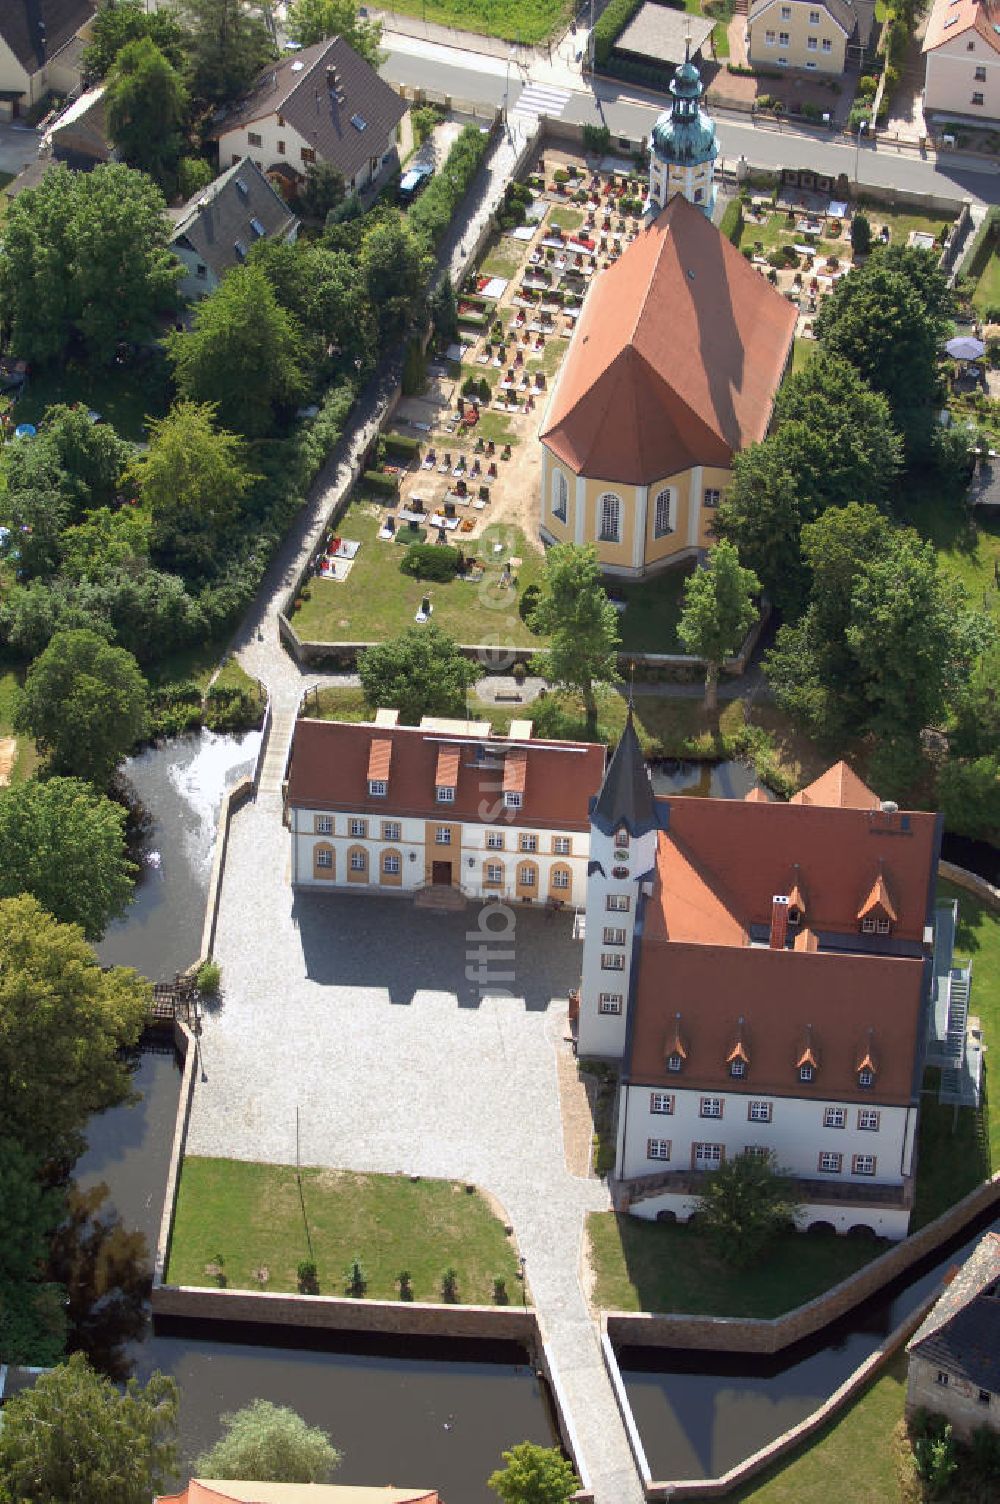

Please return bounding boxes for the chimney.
[326,64,339,91]
[770,894,790,950]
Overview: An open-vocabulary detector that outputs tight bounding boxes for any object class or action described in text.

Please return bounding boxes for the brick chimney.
[770,894,790,950]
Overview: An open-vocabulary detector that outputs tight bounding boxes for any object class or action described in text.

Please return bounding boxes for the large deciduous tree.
[0,777,134,939]
[694,1151,799,1268]
[194,1399,342,1482]
[677,542,760,710]
[167,265,307,437]
[82,0,187,79]
[529,543,620,734]
[174,0,274,105]
[0,1140,67,1367]
[0,1352,178,1504]
[0,164,179,365]
[285,0,383,63]
[131,400,256,574]
[358,625,478,726]
[105,37,189,189]
[488,1442,581,1504]
[358,213,430,347]
[0,895,150,1163]
[15,628,149,787]
[713,354,902,616]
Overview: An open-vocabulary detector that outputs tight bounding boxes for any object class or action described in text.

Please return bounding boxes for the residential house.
[209,36,406,198]
[170,157,299,301]
[906,1231,1000,1435]
[284,711,605,908]
[922,0,1000,123]
[0,0,96,120]
[747,0,875,74]
[157,1483,441,1504]
[576,720,978,1239]
[538,192,796,578]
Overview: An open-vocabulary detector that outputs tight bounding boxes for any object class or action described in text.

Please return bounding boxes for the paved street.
[380,32,1000,204]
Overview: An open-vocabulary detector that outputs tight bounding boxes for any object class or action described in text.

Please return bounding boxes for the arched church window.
[552,469,568,521]
[598,492,621,544]
[653,489,674,538]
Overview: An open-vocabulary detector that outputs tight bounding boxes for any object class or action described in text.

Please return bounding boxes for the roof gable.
[540,194,797,485]
[748,0,854,34]
[908,1233,1000,1392]
[923,0,1000,51]
[791,760,880,810]
[170,157,297,280]
[0,0,95,75]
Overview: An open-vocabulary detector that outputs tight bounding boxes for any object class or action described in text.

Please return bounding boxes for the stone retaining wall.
[150,1281,538,1344]
[939,859,1000,910]
[152,1019,197,1288]
[605,1170,1000,1355]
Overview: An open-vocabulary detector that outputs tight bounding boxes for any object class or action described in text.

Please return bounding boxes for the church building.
[537,54,796,579]
[577,716,978,1240]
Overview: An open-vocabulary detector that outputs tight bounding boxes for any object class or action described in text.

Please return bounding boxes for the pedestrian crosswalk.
[510,81,572,126]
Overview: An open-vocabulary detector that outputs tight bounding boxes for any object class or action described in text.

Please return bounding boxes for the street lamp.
[519,1253,527,1308]
[854,119,867,184]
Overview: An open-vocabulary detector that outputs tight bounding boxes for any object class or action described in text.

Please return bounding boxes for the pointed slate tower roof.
[592,709,661,838]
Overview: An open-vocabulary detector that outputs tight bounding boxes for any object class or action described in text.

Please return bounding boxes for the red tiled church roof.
[539,194,797,485]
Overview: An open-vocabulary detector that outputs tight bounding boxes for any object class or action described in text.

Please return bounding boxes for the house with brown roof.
[538,193,797,578]
[284,711,606,907]
[905,1232,1000,1436]
[922,0,1000,123]
[577,719,976,1238]
[209,36,406,197]
[0,0,96,120]
[170,157,299,301]
[158,1483,441,1504]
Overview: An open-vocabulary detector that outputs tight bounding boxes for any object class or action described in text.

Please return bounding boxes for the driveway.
[185,790,643,1504]
[0,123,40,178]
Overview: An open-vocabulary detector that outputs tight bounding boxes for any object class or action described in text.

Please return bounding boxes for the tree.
[0,164,179,366]
[850,211,871,256]
[15,628,149,786]
[714,355,902,615]
[105,37,188,190]
[815,260,941,450]
[0,896,150,1163]
[60,507,152,584]
[131,400,256,574]
[174,0,274,105]
[529,543,620,733]
[0,777,134,939]
[168,265,307,437]
[677,542,760,710]
[7,403,132,517]
[0,1141,67,1367]
[0,1352,177,1504]
[431,272,458,342]
[358,213,430,347]
[249,238,375,377]
[299,160,345,221]
[194,1399,341,1483]
[694,1150,799,1268]
[488,1442,580,1504]
[358,625,478,725]
[82,0,187,79]
[285,0,383,63]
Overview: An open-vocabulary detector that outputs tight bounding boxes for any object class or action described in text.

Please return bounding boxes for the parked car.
[398,163,434,204]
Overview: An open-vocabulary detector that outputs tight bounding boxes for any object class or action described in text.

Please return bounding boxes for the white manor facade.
[285,711,605,908]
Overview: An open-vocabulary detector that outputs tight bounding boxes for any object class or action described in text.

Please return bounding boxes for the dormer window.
[667,1053,683,1073]
[504,791,522,809]
[731,1060,746,1079]
[862,917,876,934]
[800,1065,814,1082]
[727,1020,749,1080]
[859,1069,874,1088]
[876,917,890,935]
[368,779,387,798]
[788,907,800,925]
[616,828,630,847]
[436,785,455,803]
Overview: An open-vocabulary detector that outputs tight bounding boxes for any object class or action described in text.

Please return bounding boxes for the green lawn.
[547,206,585,233]
[897,473,1000,620]
[384,0,573,43]
[737,206,951,265]
[941,877,999,1175]
[168,1157,520,1304]
[791,337,815,376]
[12,356,172,443]
[730,1352,912,1504]
[588,1214,886,1316]
[972,249,1000,314]
[615,563,691,653]
[479,244,526,280]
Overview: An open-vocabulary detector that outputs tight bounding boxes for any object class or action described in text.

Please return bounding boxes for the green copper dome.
[650,48,719,168]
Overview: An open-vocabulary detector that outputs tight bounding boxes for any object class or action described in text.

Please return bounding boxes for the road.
[381,30,1000,204]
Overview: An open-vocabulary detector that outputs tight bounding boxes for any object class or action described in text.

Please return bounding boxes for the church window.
[552,469,568,522]
[653,490,674,538]
[598,493,621,544]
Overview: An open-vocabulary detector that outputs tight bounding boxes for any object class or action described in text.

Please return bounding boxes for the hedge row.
[719,197,743,246]
[384,432,420,458]
[407,123,490,250]
[598,53,671,89]
[364,469,400,495]
[400,542,463,581]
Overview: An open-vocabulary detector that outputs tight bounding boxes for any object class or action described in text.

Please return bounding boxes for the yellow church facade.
[538,193,797,580]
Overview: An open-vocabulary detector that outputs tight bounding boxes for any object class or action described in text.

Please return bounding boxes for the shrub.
[345,1257,367,1298]
[196,959,221,995]
[913,1421,958,1494]
[297,1260,319,1294]
[400,542,463,581]
[402,337,427,396]
[411,104,442,144]
[441,1267,459,1302]
[177,156,213,199]
[592,0,644,65]
[850,211,872,255]
[363,469,400,496]
[583,123,612,155]
[397,1269,413,1301]
[407,124,489,250]
[493,1276,509,1304]
[384,432,420,458]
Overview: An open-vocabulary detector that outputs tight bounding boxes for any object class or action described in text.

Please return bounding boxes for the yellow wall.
[700,466,732,547]
[644,470,693,567]
[748,0,847,73]
[582,476,639,570]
